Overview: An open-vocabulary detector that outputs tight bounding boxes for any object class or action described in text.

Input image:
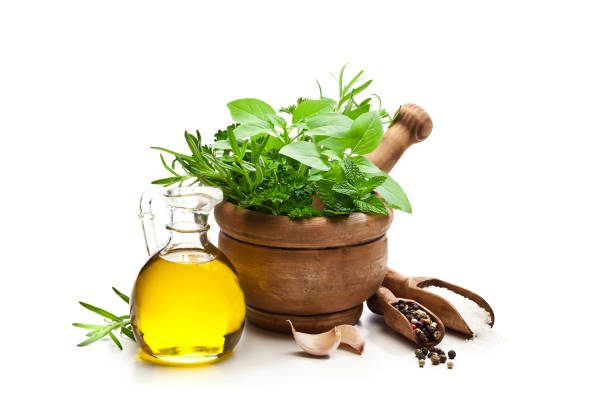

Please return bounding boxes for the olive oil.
[130,248,245,364]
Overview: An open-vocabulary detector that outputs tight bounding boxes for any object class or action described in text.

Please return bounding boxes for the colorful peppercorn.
[447,361,454,369]
[431,354,440,365]
[418,359,425,367]
[448,350,456,359]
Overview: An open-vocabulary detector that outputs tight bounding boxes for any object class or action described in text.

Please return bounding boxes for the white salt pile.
[424,286,504,346]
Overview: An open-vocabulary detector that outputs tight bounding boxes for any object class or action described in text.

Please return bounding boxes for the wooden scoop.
[367,286,445,347]
[383,268,495,337]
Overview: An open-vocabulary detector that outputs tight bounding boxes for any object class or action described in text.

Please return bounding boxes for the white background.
[1,0,610,406]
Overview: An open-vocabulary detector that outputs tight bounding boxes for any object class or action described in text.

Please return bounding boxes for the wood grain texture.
[246,304,363,334]
[367,286,445,347]
[365,103,433,173]
[214,201,392,249]
[218,232,388,315]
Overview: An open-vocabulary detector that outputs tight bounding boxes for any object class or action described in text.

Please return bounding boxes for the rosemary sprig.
[73,287,135,350]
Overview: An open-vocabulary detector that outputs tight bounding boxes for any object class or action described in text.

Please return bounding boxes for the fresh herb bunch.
[153,65,412,217]
[72,287,135,350]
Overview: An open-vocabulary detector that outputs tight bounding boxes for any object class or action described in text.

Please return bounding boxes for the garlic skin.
[337,325,365,354]
[287,320,341,356]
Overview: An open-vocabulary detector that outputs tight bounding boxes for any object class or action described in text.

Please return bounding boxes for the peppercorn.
[415,349,425,359]
[439,354,447,363]
[433,331,441,340]
[448,350,456,359]
[447,361,454,369]
[418,359,425,367]
[431,354,440,365]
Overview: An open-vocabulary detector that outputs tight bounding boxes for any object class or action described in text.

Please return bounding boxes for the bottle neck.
[161,206,210,253]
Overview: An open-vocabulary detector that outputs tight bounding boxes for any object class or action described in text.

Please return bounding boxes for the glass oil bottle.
[132,186,245,364]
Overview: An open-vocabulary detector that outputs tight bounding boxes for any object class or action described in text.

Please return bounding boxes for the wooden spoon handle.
[365,103,433,173]
[366,286,397,315]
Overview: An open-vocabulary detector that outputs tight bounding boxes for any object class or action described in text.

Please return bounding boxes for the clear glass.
[131,186,245,364]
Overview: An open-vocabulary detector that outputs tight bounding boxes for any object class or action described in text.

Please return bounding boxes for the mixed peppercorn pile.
[415,346,456,369]
[393,300,442,344]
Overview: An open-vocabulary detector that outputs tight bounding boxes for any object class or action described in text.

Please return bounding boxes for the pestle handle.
[366,103,433,173]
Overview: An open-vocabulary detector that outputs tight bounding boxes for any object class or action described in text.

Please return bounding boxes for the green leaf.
[347,111,383,154]
[279,141,330,171]
[108,332,123,350]
[77,328,111,347]
[234,120,271,141]
[267,114,287,129]
[121,326,136,342]
[360,175,388,193]
[375,174,412,213]
[303,113,352,139]
[332,182,357,197]
[112,287,130,304]
[350,156,412,213]
[72,323,105,330]
[343,157,362,186]
[212,140,232,150]
[315,180,353,212]
[345,103,371,120]
[292,99,336,123]
[78,302,122,322]
[338,79,372,107]
[354,195,388,215]
[321,149,343,160]
[227,98,276,123]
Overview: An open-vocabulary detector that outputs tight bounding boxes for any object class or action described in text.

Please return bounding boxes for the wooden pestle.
[366,103,433,173]
[367,286,445,347]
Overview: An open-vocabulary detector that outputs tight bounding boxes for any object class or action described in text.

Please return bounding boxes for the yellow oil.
[130,248,245,364]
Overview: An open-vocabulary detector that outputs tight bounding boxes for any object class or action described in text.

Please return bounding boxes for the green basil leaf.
[266,114,287,129]
[292,99,336,123]
[347,111,383,154]
[227,98,276,123]
[234,120,271,140]
[303,113,352,139]
[279,141,330,171]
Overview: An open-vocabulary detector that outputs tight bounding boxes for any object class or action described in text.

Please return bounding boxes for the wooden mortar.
[214,103,432,334]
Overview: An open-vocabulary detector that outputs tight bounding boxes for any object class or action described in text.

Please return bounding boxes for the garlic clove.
[287,320,341,356]
[337,325,365,354]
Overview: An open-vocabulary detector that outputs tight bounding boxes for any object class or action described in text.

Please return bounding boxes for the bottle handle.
[139,188,165,256]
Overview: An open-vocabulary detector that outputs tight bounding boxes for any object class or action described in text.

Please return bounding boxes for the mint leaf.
[360,175,387,194]
[279,141,330,171]
[332,182,358,197]
[227,98,276,123]
[315,180,353,212]
[292,99,336,123]
[354,195,387,215]
[342,157,363,186]
[376,175,412,213]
